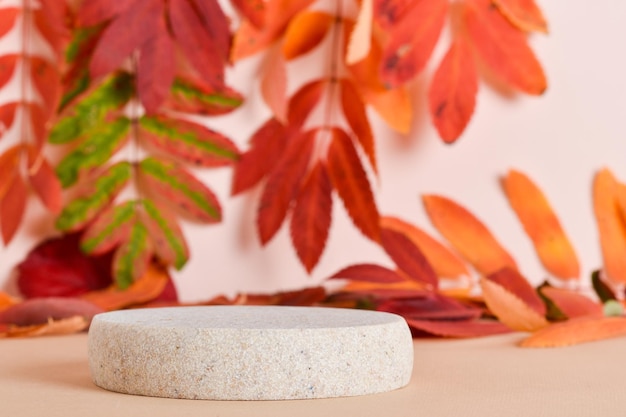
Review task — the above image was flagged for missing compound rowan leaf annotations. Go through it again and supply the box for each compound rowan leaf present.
[26,147,62,214]
[380,216,470,280]
[486,267,546,316]
[167,77,244,116]
[77,0,138,27]
[282,11,333,60]
[327,128,380,242]
[406,318,511,338]
[0,54,18,89]
[346,0,373,64]
[138,157,222,223]
[80,201,136,255]
[261,47,288,123]
[464,0,547,95]
[520,316,626,348]
[257,129,315,244]
[503,169,580,280]
[139,198,189,270]
[422,194,518,275]
[288,79,326,127]
[428,38,478,143]
[112,220,152,288]
[56,162,132,231]
[137,25,175,114]
[139,115,238,167]
[290,162,332,272]
[0,7,18,38]
[380,228,438,288]
[539,286,603,319]
[55,117,130,187]
[480,277,548,332]
[340,79,377,174]
[380,0,447,86]
[1,173,27,245]
[231,0,266,28]
[329,263,406,283]
[593,168,626,284]
[493,0,548,33]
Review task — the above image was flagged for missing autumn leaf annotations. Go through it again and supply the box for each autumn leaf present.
[428,38,478,143]
[0,54,18,89]
[340,79,377,174]
[137,28,175,114]
[378,293,481,321]
[329,264,407,283]
[261,47,288,122]
[0,316,89,338]
[112,221,153,288]
[492,0,548,33]
[80,201,136,255]
[1,173,27,245]
[231,0,266,29]
[486,267,546,317]
[380,228,438,288]
[26,146,63,214]
[0,7,18,38]
[346,0,373,64]
[502,169,580,280]
[520,316,626,348]
[406,318,511,338]
[167,77,244,116]
[539,286,603,319]
[139,199,189,270]
[282,11,333,60]
[422,194,518,275]
[0,297,103,326]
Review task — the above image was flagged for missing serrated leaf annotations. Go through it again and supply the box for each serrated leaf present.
[326,127,380,242]
[55,117,130,187]
[0,54,18,90]
[30,56,60,118]
[56,162,132,231]
[189,0,231,62]
[486,267,546,317]
[231,0,266,29]
[139,115,238,167]
[137,25,175,114]
[1,173,27,245]
[51,72,133,144]
[289,162,332,272]
[339,79,377,174]
[346,0,373,64]
[520,316,626,348]
[287,79,326,127]
[329,263,406,283]
[493,0,548,33]
[380,0,447,86]
[422,194,518,275]
[140,198,189,270]
[539,286,603,319]
[428,38,478,143]
[138,157,222,223]
[406,318,511,338]
[77,0,138,27]
[25,103,47,151]
[26,146,62,214]
[112,221,152,289]
[0,8,18,38]
[464,0,547,95]
[167,77,244,116]
[282,11,333,60]
[80,201,136,254]
[380,228,438,288]
[257,129,315,244]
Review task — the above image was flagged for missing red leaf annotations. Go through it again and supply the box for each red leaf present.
[169,0,224,88]
[326,127,380,242]
[257,129,315,244]
[407,318,512,338]
[17,233,114,298]
[373,0,414,29]
[340,79,377,174]
[231,119,289,195]
[261,47,288,123]
[25,103,47,151]
[231,0,266,29]
[282,11,333,60]
[329,263,406,283]
[190,0,231,62]
[380,0,448,86]
[378,294,481,321]
[493,0,548,33]
[0,297,103,326]
[27,146,63,214]
[289,162,332,272]
[1,173,27,244]
[464,0,547,95]
[0,54,18,89]
[0,103,18,137]
[288,79,327,127]
[486,267,546,317]
[0,145,21,201]
[30,57,61,119]
[429,38,478,143]
[77,0,138,27]
[33,3,68,57]
[0,8,18,38]
[380,228,438,288]
[539,286,603,319]
[137,25,175,114]
[89,0,162,79]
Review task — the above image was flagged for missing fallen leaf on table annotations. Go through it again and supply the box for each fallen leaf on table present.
[539,286,603,319]
[520,316,626,348]
[487,267,546,316]
[0,316,88,338]
[0,297,103,326]
[406,318,511,338]
[0,291,18,310]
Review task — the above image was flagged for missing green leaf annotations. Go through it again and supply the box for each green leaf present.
[168,77,243,115]
[139,115,238,167]
[56,161,132,231]
[113,221,152,289]
[141,199,188,269]
[81,201,136,254]
[56,117,130,187]
[50,72,133,144]
[138,157,221,222]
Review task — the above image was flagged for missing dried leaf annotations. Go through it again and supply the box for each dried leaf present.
[593,168,626,284]
[327,128,380,242]
[282,11,333,60]
[520,316,626,348]
[480,277,548,332]
[422,194,518,275]
[329,263,406,283]
[381,216,470,280]
[407,318,511,338]
[428,38,478,143]
[503,169,580,279]
[380,228,438,288]
[290,162,333,272]
[464,0,547,95]
[1,173,27,245]
[339,79,377,174]
[539,286,603,319]
[346,0,373,64]
[492,0,548,33]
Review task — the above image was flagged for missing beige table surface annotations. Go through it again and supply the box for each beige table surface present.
[2,332,624,417]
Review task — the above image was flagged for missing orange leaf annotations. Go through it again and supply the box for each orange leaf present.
[422,195,518,275]
[0,145,21,201]
[480,277,548,331]
[27,146,63,214]
[492,0,548,33]
[30,56,61,118]
[81,263,169,311]
[231,0,266,29]
[380,228,438,288]
[0,8,19,38]
[381,216,470,280]
[341,279,427,298]
[282,11,333,60]
[339,79,377,174]
[593,168,626,284]
[289,162,333,272]
[406,318,511,338]
[0,291,18,311]
[326,127,380,242]
[346,0,373,64]
[261,47,288,123]
[287,79,327,127]
[0,54,18,90]
[539,286,603,319]
[0,102,18,137]
[486,267,546,316]
[502,169,580,280]
[0,316,88,338]
[1,173,27,245]
[520,316,626,348]
[464,0,547,95]
[428,38,478,143]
